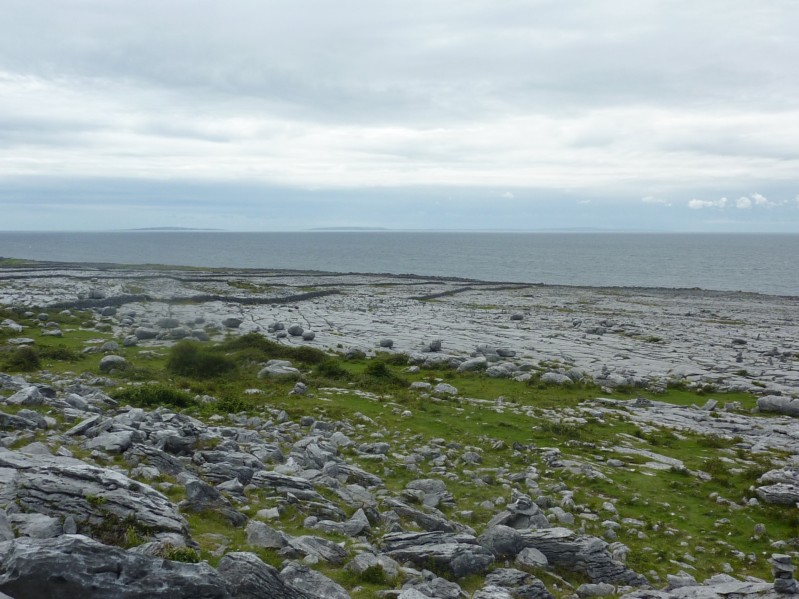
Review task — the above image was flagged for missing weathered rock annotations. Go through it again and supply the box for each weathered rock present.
[8,513,62,539]
[519,528,646,586]
[758,395,799,417]
[516,547,549,569]
[287,536,348,565]
[0,411,42,431]
[0,449,187,537]
[345,552,400,580]
[577,582,615,597]
[433,383,458,396]
[755,483,799,506]
[426,339,443,352]
[383,498,460,533]
[222,318,242,329]
[84,430,135,454]
[134,327,158,340]
[5,387,44,407]
[409,381,432,392]
[405,478,452,508]
[478,525,526,559]
[287,325,304,337]
[280,563,350,599]
[216,552,313,599]
[290,382,308,396]
[258,360,300,378]
[487,494,549,530]
[179,480,247,527]
[382,531,494,578]
[540,372,573,385]
[156,317,181,329]
[458,356,488,372]
[98,355,128,373]
[484,568,553,599]
[379,338,394,348]
[0,535,229,599]
[621,575,774,599]
[245,520,287,549]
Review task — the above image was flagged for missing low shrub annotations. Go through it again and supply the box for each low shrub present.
[1,346,40,371]
[220,333,327,365]
[112,384,195,409]
[167,341,235,379]
[364,360,392,378]
[38,345,80,362]
[315,360,351,380]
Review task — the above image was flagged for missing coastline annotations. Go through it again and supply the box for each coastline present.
[1,259,797,397]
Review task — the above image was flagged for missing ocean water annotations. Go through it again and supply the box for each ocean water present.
[0,231,797,296]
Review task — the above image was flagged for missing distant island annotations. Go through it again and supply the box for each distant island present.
[124,227,225,232]
[310,227,390,231]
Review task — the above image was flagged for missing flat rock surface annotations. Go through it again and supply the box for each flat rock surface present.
[1,263,796,395]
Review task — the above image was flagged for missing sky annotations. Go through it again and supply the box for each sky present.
[1,0,798,232]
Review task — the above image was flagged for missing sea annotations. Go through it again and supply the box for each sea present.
[0,231,797,296]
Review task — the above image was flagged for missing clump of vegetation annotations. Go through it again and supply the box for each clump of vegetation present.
[314,359,351,381]
[38,344,80,362]
[374,351,409,366]
[361,359,408,388]
[1,346,41,371]
[162,545,201,563]
[112,383,195,409]
[538,420,584,440]
[356,565,391,585]
[701,456,729,475]
[697,434,742,449]
[167,341,236,379]
[220,332,327,365]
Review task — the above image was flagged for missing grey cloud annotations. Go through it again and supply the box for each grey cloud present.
[2,0,797,126]
[0,1,797,232]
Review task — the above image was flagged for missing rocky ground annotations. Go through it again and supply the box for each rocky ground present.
[0,260,798,599]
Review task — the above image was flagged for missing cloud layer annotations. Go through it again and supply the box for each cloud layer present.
[1,0,798,230]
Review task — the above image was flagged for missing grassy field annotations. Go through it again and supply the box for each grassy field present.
[1,306,795,595]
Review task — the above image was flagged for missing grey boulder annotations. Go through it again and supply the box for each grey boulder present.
[280,563,350,599]
[0,449,187,537]
[99,355,128,373]
[757,395,799,417]
[0,535,229,599]
[382,531,494,578]
[216,552,313,599]
[519,528,646,586]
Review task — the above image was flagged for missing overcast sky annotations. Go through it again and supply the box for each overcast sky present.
[1,0,798,231]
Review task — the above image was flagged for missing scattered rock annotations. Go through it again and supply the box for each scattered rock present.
[99,355,128,373]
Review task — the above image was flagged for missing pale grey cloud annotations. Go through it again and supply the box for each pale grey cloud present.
[689,198,728,210]
[641,196,672,207]
[0,0,797,230]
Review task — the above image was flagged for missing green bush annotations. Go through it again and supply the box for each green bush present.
[167,341,235,379]
[163,545,200,563]
[358,565,389,585]
[697,434,741,449]
[364,360,392,378]
[1,346,40,371]
[112,384,195,409]
[38,345,80,362]
[361,359,407,388]
[220,333,327,365]
[315,360,351,380]
[701,456,729,475]
[375,351,409,366]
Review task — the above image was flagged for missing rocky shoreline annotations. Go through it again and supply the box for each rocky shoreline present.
[0,260,798,598]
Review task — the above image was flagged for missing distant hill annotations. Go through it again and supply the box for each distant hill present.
[124,227,225,231]
[309,227,390,231]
